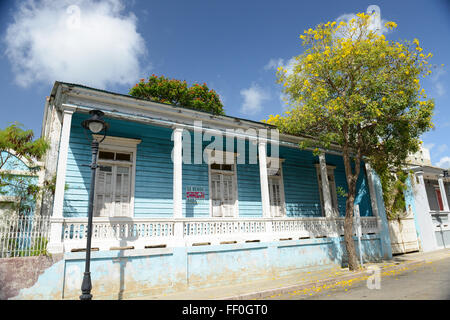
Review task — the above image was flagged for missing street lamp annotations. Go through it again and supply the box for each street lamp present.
[80,110,109,300]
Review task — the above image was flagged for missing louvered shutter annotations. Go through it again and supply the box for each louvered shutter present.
[269,177,282,217]
[211,174,222,217]
[114,166,130,217]
[222,175,234,217]
[95,166,113,217]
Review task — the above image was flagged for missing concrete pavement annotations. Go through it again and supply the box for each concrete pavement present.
[127,248,450,300]
[273,252,450,300]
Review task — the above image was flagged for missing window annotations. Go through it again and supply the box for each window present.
[0,196,17,216]
[267,158,285,217]
[315,164,338,216]
[92,135,141,218]
[206,150,238,218]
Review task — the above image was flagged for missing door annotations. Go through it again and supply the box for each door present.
[211,173,235,217]
[435,189,444,211]
[269,177,283,217]
[95,165,114,217]
[95,164,131,217]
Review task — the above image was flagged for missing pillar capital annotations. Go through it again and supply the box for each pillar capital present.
[415,170,424,177]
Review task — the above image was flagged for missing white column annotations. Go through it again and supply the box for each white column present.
[414,171,438,252]
[438,174,449,212]
[365,163,379,219]
[319,152,333,218]
[47,106,76,254]
[173,127,183,219]
[172,127,184,247]
[258,142,271,218]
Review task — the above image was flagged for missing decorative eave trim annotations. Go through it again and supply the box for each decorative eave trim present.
[92,135,142,148]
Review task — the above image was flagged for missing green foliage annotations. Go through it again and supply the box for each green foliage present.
[264,13,434,178]
[129,75,225,115]
[336,186,348,198]
[264,12,435,270]
[0,122,48,163]
[0,123,50,215]
[26,236,49,256]
[381,170,409,220]
[1,236,49,257]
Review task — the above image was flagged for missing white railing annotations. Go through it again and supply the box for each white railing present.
[57,216,380,252]
[0,214,51,258]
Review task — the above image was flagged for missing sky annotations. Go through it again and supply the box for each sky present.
[0,0,449,167]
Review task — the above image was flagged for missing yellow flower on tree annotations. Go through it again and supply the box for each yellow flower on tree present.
[267,11,435,272]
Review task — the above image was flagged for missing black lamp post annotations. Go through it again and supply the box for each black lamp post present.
[80,110,109,300]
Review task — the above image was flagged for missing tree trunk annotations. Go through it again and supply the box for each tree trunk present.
[341,138,361,271]
[344,191,359,270]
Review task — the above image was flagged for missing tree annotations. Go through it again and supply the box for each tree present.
[0,123,49,215]
[129,74,225,115]
[264,13,434,270]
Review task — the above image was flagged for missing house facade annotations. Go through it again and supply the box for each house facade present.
[0,150,44,217]
[405,165,450,251]
[12,81,392,299]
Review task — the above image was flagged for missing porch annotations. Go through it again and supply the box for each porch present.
[42,85,390,259]
[59,216,380,252]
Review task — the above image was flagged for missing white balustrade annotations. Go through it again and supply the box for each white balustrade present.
[59,216,379,252]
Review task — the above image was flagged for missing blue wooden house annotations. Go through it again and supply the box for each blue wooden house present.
[25,81,392,299]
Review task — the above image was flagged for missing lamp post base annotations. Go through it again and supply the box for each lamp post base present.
[80,272,93,300]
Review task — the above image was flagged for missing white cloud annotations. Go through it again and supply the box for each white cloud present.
[336,5,390,37]
[240,83,270,115]
[436,156,450,169]
[430,67,446,97]
[264,58,284,71]
[4,0,147,89]
[264,57,297,76]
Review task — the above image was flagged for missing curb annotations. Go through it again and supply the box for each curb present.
[217,259,426,300]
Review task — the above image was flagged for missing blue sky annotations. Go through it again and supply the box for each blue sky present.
[0,0,449,167]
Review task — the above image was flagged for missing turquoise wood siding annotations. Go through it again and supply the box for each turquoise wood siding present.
[275,146,373,217]
[236,139,262,217]
[63,113,173,218]
[183,162,209,217]
[182,135,209,217]
[181,134,263,218]
[278,146,322,217]
[324,153,373,217]
[63,114,372,218]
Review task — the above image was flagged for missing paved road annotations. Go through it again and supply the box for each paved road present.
[267,256,450,300]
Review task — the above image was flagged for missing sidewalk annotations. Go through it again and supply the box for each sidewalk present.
[130,248,450,300]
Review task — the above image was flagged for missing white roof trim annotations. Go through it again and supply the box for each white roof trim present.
[93,135,142,147]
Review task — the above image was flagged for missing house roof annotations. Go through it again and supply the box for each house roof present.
[50,81,277,129]
[48,81,345,155]
[407,164,449,181]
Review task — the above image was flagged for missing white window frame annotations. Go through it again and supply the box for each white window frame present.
[315,164,339,217]
[92,135,141,218]
[266,157,286,217]
[205,149,239,218]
